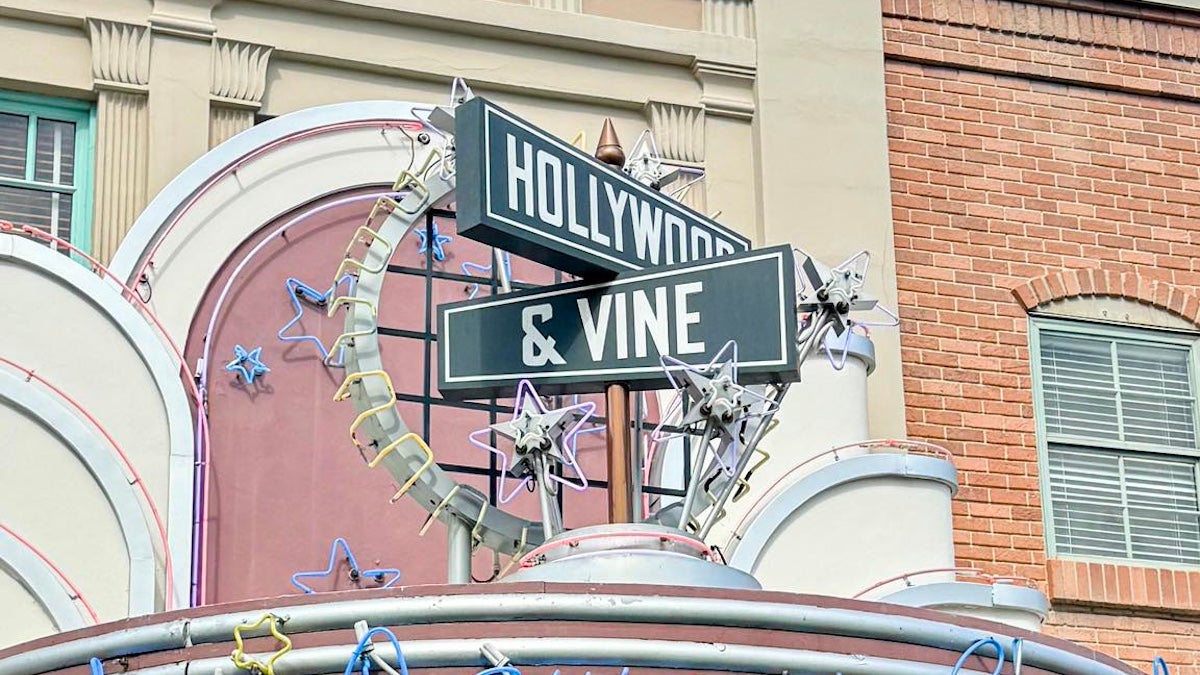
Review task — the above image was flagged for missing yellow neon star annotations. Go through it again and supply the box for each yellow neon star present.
[230,613,292,675]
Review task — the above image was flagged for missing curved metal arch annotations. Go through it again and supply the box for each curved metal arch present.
[339,165,548,555]
[0,235,190,610]
[109,100,434,284]
[880,582,1050,622]
[0,527,91,631]
[0,368,157,615]
[727,453,959,572]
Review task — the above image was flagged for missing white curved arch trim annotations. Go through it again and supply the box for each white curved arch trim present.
[727,454,959,572]
[0,368,157,616]
[880,581,1049,622]
[0,528,91,631]
[109,100,431,284]
[0,235,191,610]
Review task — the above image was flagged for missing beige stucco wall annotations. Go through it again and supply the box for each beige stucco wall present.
[0,0,920,641]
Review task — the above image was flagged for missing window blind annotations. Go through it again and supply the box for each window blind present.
[1039,328,1200,564]
[0,110,76,243]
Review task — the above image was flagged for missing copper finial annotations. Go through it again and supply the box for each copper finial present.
[594,118,625,167]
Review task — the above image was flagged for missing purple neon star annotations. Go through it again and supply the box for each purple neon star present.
[650,340,779,476]
[468,379,595,504]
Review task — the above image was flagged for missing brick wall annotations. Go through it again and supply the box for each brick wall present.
[882,0,1200,670]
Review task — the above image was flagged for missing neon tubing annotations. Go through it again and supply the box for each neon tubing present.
[950,638,1005,675]
[0,221,203,607]
[517,530,714,569]
[129,120,425,286]
[0,522,98,623]
[0,357,175,608]
[345,627,409,675]
[191,191,398,604]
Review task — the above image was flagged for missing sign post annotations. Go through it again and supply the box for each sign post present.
[438,245,799,398]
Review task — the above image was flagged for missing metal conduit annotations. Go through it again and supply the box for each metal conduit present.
[178,637,1003,675]
[0,592,1136,675]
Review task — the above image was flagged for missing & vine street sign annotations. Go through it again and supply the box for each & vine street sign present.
[438,245,799,398]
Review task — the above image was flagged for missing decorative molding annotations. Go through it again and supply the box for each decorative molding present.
[691,60,756,121]
[883,0,1200,62]
[209,107,254,149]
[149,0,218,39]
[645,101,704,163]
[531,0,582,12]
[1011,268,1200,326]
[87,19,150,91]
[210,39,273,108]
[94,90,150,264]
[702,0,755,39]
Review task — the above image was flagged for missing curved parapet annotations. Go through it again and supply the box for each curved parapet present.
[0,234,194,622]
[0,526,93,640]
[108,101,437,342]
[0,585,1139,675]
[858,568,1049,632]
[727,449,958,596]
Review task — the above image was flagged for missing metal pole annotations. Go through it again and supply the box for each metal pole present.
[605,383,634,523]
[446,516,471,584]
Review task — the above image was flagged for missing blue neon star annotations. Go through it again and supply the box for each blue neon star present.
[416,222,453,261]
[277,275,355,364]
[225,345,270,384]
[290,537,401,594]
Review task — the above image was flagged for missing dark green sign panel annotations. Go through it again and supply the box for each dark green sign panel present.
[454,97,752,279]
[438,246,799,398]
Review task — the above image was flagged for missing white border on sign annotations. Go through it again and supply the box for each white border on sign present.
[443,249,790,383]
[480,105,750,271]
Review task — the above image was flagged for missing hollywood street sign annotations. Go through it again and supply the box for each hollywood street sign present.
[454,97,752,278]
[438,245,799,398]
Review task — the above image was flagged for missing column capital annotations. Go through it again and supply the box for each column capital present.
[644,101,705,164]
[87,19,150,93]
[210,38,273,110]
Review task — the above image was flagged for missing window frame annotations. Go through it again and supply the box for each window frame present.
[1031,314,1200,568]
[0,90,95,254]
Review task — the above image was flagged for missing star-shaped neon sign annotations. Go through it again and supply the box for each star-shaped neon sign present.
[416,222,453,261]
[653,341,779,476]
[277,275,355,362]
[290,537,401,594]
[226,345,270,384]
[467,379,595,504]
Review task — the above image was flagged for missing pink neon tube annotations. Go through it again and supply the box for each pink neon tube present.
[0,522,99,623]
[518,530,714,569]
[0,221,205,607]
[0,357,175,607]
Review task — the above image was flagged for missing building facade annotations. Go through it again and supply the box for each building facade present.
[0,0,1197,673]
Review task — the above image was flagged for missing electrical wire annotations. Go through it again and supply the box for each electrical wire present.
[345,626,409,675]
[950,637,1005,675]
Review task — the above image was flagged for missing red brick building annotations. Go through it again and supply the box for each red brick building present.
[887,0,1200,668]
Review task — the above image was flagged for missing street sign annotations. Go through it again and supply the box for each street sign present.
[438,245,799,398]
[454,97,752,278]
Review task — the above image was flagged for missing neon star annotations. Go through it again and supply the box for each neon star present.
[290,537,401,594]
[462,251,516,299]
[416,222,453,261]
[225,345,270,384]
[654,341,779,476]
[467,379,595,504]
[277,275,355,363]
